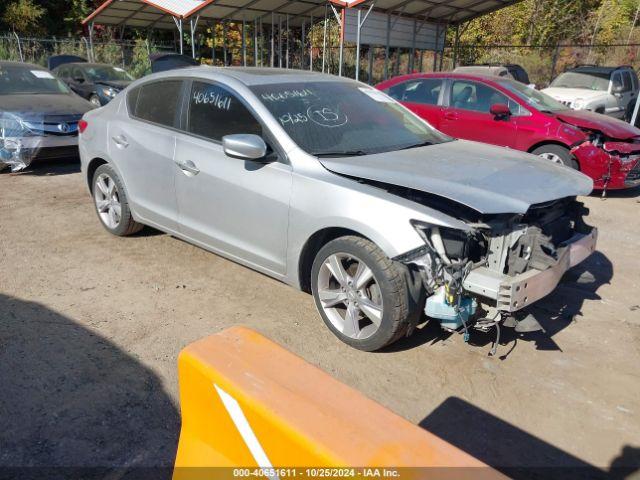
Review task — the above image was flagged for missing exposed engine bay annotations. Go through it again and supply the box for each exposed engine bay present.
[389,187,598,355]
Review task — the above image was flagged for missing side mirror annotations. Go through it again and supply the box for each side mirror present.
[612,84,624,94]
[490,103,511,119]
[222,134,268,161]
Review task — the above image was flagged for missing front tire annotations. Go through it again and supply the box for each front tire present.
[311,236,412,351]
[89,94,102,108]
[92,164,142,236]
[532,144,579,169]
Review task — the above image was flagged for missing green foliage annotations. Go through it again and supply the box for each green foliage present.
[2,0,44,34]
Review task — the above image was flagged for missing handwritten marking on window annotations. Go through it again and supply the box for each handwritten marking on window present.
[307,106,348,128]
[279,112,309,126]
[193,90,232,111]
[261,89,314,103]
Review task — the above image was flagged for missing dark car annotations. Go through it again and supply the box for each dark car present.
[50,56,133,107]
[149,53,199,73]
[0,61,93,171]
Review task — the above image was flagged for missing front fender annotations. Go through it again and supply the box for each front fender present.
[285,171,470,287]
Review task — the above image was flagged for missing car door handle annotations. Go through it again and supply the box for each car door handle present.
[444,112,458,120]
[175,159,200,176]
[111,135,129,149]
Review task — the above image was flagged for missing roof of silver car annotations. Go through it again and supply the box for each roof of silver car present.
[174,66,350,86]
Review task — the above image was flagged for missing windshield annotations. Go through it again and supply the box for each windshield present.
[249,81,451,156]
[84,65,133,82]
[0,65,70,95]
[497,79,569,112]
[550,71,610,91]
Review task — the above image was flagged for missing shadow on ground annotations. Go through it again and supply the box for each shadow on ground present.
[420,397,640,480]
[0,294,179,480]
[3,158,82,177]
[387,251,613,358]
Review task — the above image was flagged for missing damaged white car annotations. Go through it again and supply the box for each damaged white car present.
[79,68,597,351]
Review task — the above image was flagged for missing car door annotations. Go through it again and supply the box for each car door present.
[107,79,183,231]
[173,80,292,275]
[385,78,445,129]
[439,79,521,148]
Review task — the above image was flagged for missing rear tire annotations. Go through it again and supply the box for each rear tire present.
[532,144,579,170]
[92,164,142,236]
[311,236,413,351]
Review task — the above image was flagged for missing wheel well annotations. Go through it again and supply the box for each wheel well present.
[298,227,366,293]
[86,158,108,192]
[528,141,580,171]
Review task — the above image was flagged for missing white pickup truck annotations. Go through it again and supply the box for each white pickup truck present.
[543,65,639,121]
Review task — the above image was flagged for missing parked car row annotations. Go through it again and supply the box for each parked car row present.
[77,66,599,351]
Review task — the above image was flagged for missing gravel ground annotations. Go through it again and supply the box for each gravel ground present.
[1,159,639,477]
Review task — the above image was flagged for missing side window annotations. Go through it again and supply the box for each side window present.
[612,72,623,91]
[132,80,183,127]
[72,66,84,81]
[57,66,67,78]
[187,81,262,141]
[622,71,633,92]
[127,86,141,115]
[450,80,520,114]
[398,79,442,105]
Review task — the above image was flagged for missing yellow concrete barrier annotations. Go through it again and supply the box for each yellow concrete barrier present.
[174,327,502,480]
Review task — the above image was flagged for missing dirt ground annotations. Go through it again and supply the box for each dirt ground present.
[1,159,639,477]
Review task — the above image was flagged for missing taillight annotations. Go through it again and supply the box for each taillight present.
[78,119,88,134]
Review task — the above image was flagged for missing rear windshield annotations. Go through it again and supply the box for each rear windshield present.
[0,65,70,95]
[250,81,451,157]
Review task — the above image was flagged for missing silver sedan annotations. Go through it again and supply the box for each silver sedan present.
[79,67,596,351]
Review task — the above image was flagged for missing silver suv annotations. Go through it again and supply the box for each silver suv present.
[543,65,639,120]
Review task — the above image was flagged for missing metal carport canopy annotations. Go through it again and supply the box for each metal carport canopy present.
[83,0,524,28]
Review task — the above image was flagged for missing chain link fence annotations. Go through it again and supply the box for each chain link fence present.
[0,34,175,78]
[3,31,640,87]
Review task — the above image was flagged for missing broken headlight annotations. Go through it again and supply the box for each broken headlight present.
[411,221,487,263]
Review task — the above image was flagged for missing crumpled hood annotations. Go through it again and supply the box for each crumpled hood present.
[1,93,93,120]
[552,109,640,140]
[320,140,593,215]
[541,87,607,103]
[95,80,131,90]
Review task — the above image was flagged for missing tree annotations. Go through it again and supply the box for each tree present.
[2,0,44,34]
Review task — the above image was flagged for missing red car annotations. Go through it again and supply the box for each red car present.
[377,73,640,190]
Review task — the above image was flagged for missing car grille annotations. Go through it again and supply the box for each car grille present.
[23,116,80,136]
[625,160,640,185]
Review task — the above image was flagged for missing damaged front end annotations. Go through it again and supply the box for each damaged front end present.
[0,112,43,172]
[396,196,597,353]
[569,130,640,191]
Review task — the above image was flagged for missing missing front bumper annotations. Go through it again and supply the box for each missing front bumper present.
[463,228,598,312]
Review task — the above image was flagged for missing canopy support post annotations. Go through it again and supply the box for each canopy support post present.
[452,23,460,68]
[302,19,306,69]
[384,14,390,80]
[223,20,228,65]
[270,12,275,67]
[355,3,374,81]
[190,15,200,59]
[285,14,289,68]
[88,21,95,62]
[254,18,259,67]
[322,4,328,73]
[242,19,247,66]
[329,3,343,76]
[309,14,314,71]
[173,17,184,55]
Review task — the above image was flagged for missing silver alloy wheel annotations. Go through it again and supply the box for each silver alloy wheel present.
[317,253,383,340]
[538,152,564,164]
[94,173,122,229]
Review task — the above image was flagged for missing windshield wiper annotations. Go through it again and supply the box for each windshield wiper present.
[312,150,369,158]
[399,141,433,150]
